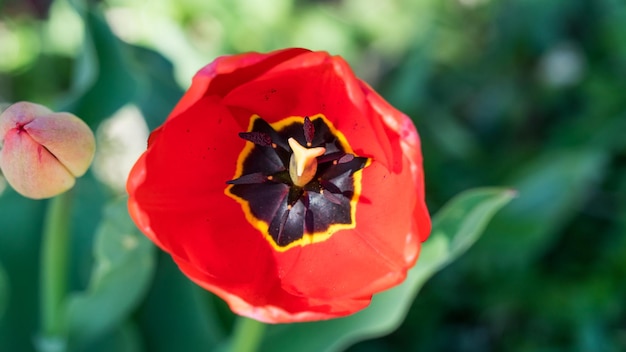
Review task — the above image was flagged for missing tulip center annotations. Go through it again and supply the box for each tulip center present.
[226,114,369,251]
[287,138,326,187]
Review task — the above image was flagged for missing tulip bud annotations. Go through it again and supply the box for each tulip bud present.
[0,102,95,199]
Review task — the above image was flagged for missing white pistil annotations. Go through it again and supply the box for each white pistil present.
[287,137,326,187]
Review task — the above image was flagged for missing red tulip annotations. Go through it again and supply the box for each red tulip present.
[127,48,431,323]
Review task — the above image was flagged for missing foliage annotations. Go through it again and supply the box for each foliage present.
[260,189,515,352]
[0,0,625,351]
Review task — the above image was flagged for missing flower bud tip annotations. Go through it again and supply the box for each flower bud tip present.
[0,102,95,199]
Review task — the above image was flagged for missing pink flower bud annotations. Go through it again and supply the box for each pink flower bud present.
[0,102,95,199]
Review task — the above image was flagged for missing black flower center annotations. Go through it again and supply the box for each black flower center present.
[226,114,369,251]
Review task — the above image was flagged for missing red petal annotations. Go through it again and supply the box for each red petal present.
[128,96,274,285]
[360,81,431,241]
[174,255,371,323]
[221,51,398,170]
[168,48,310,124]
[276,160,421,300]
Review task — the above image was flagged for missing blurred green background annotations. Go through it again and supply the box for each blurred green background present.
[1,0,625,351]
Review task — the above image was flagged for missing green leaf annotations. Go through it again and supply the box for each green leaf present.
[76,321,143,352]
[136,254,224,352]
[0,190,46,352]
[127,45,184,131]
[68,173,109,300]
[0,263,8,320]
[469,149,608,272]
[65,198,155,348]
[60,7,139,128]
[261,188,515,352]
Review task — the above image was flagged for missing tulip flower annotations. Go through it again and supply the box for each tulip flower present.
[127,48,431,323]
[0,102,95,199]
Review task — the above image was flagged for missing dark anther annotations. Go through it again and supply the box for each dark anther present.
[338,154,354,164]
[277,209,290,245]
[321,189,342,205]
[320,180,341,194]
[302,196,315,233]
[303,116,315,147]
[239,131,273,146]
[317,151,347,164]
[226,172,268,185]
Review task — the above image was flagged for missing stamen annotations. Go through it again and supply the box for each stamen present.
[226,172,267,185]
[303,195,315,233]
[317,152,346,164]
[277,208,290,245]
[320,180,341,194]
[338,154,354,164]
[321,189,342,205]
[333,154,355,165]
[239,131,273,146]
[287,138,326,187]
[303,116,315,147]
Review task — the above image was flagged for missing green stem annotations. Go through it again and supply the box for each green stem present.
[229,317,266,352]
[40,191,73,340]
